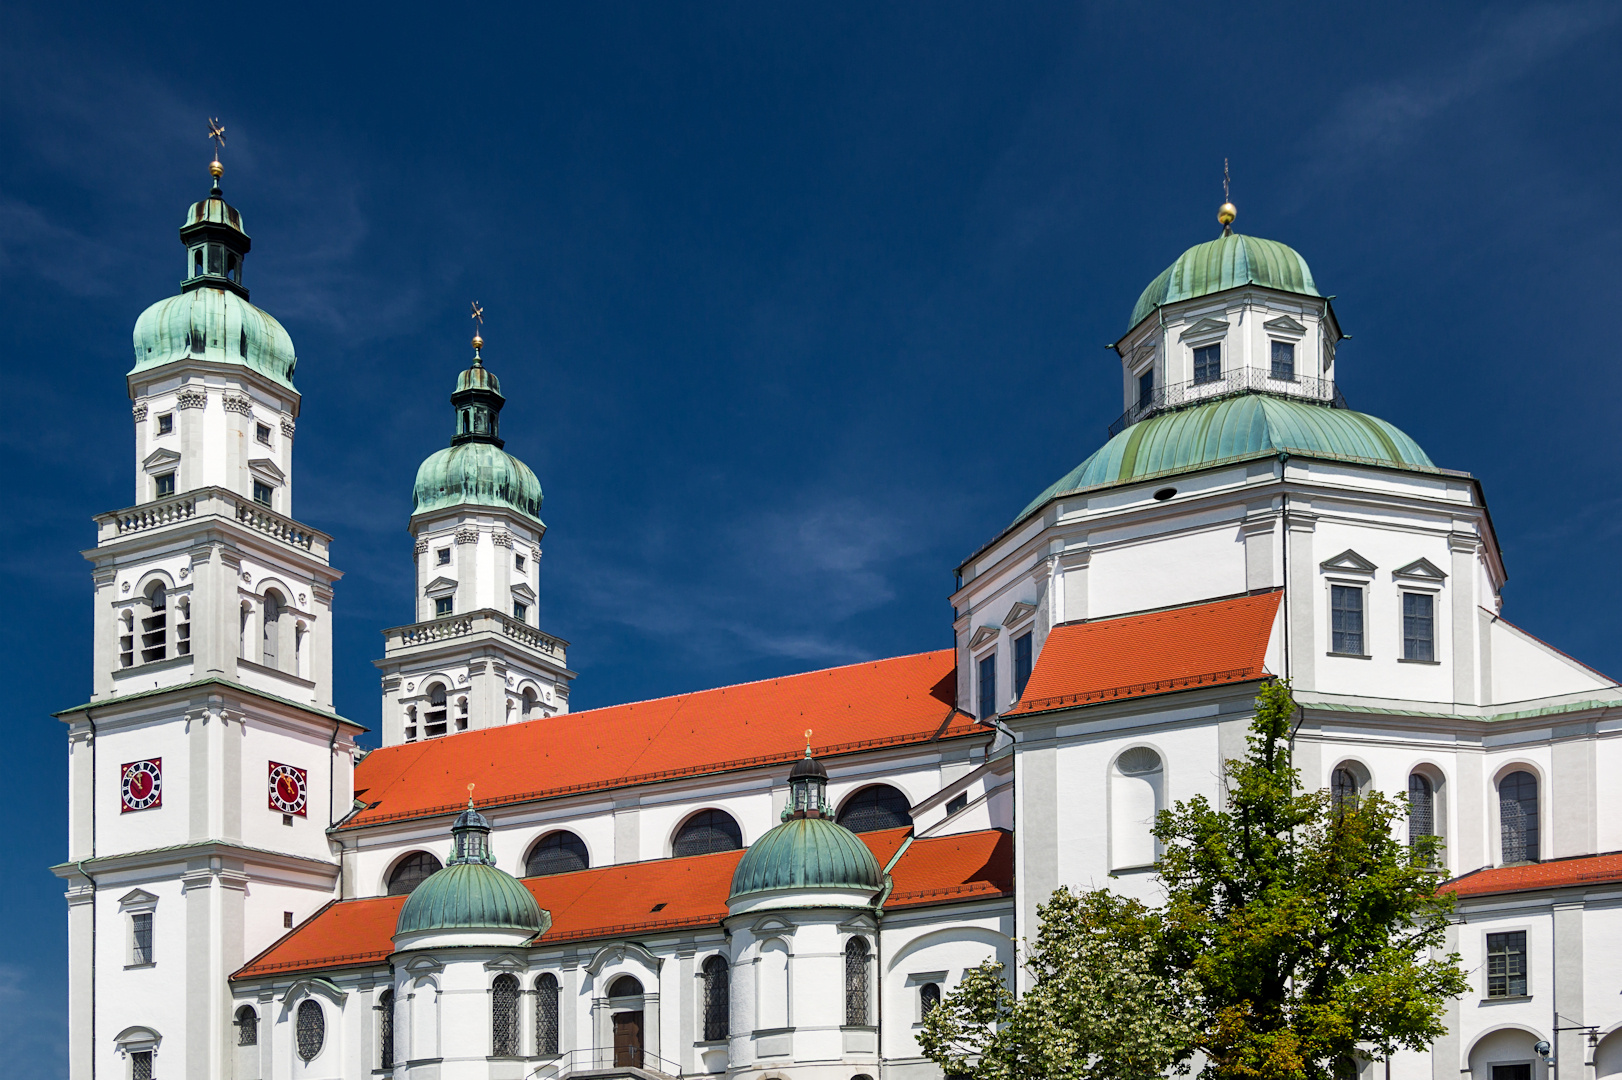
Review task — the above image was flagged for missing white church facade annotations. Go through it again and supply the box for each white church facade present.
[51,160,1622,1080]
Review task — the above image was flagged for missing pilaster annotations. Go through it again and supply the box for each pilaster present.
[1449,531,1480,706]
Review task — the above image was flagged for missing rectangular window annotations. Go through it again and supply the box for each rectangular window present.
[515,554,526,572]
[1486,931,1527,998]
[256,422,272,445]
[131,912,153,965]
[1013,631,1033,700]
[437,548,451,565]
[1193,343,1221,385]
[1403,592,1435,661]
[156,413,173,435]
[977,653,997,720]
[155,472,176,497]
[284,911,294,928]
[946,792,968,815]
[1331,584,1365,655]
[512,601,528,621]
[252,480,272,506]
[1492,1066,1531,1080]
[434,597,454,617]
[1137,368,1154,407]
[1271,340,1296,380]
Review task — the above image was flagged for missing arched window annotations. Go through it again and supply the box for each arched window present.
[1408,773,1437,860]
[456,695,469,732]
[1330,767,1360,816]
[1500,770,1539,864]
[425,683,448,738]
[379,989,395,1069]
[673,809,743,856]
[296,999,325,1062]
[141,583,168,663]
[235,1005,258,1046]
[523,687,540,721]
[1111,747,1164,870]
[844,937,870,1026]
[535,973,560,1056]
[919,982,941,1018]
[262,591,282,669]
[387,851,443,896]
[525,831,589,877]
[702,954,729,1041]
[836,785,913,833]
[492,973,520,1056]
[609,975,643,998]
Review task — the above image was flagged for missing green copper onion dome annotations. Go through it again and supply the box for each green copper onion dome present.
[410,337,545,525]
[1128,232,1319,333]
[1017,394,1435,523]
[730,751,885,901]
[130,163,298,388]
[396,801,549,937]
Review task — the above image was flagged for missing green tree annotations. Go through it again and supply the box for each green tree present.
[918,888,1198,1080]
[920,679,1466,1080]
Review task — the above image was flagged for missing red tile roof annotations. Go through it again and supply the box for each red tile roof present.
[233,827,1012,981]
[1006,590,1281,716]
[345,651,979,830]
[1442,852,1622,898]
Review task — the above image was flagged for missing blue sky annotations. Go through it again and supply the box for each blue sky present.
[5,1,1621,1071]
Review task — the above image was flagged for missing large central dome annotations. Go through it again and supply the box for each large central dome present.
[1128,232,1319,333]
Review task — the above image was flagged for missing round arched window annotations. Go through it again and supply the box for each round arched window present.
[673,810,742,856]
[387,851,443,896]
[609,975,643,998]
[836,785,912,833]
[296,999,325,1061]
[525,831,589,877]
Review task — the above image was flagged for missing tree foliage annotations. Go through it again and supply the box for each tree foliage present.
[920,680,1466,1080]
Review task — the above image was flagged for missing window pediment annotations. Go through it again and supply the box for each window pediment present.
[1178,316,1231,341]
[1002,601,1036,628]
[248,457,286,483]
[968,625,1000,650]
[118,888,159,912]
[424,576,458,598]
[1319,549,1377,574]
[1394,557,1447,582]
[141,448,181,470]
[1263,314,1308,335]
[511,582,537,603]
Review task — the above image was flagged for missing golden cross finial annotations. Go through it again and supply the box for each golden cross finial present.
[470,301,485,359]
[207,118,227,180]
[1223,157,1230,203]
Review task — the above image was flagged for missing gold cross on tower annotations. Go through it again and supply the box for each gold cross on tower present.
[207,118,227,180]
[470,301,485,359]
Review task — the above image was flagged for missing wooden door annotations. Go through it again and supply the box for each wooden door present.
[613,1011,644,1068]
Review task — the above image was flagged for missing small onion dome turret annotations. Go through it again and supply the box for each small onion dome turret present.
[395,800,550,939]
[1128,231,1320,334]
[130,162,297,389]
[410,340,544,526]
[729,749,884,904]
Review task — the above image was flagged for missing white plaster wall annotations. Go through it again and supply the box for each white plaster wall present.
[880,909,1014,1065]
[1088,525,1246,620]
[1490,621,1611,704]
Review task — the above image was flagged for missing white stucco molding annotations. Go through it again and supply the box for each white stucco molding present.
[1001,601,1036,629]
[968,625,1000,650]
[279,976,347,1007]
[1319,549,1377,574]
[584,941,662,976]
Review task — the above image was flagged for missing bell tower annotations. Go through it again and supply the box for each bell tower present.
[55,134,360,1080]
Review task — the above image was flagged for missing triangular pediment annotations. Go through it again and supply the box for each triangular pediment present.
[141,448,181,469]
[968,625,1000,650]
[1320,549,1377,574]
[1179,317,1231,340]
[1393,557,1447,582]
[510,583,537,603]
[424,576,458,597]
[483,952,529,972]
[1002,601,1037,628]
[1263,314,1308,334]
[118,888,158,909]
[248,457,286,482]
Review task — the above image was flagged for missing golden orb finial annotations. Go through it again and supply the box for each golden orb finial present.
[470,301,485,361]
[1218,202,1236,225]
[207,118,227,183]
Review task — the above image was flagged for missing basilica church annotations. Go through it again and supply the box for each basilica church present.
[53,156,1622,1080]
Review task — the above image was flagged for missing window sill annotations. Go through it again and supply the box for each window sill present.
[1398,658,1441,665]
[1325,652,1372,660]
[752,1027,793,1038]
[1480,995,1533,1005]
[124,962,156,970]
[841,1025,878,1033]
[694,1039,728,1048]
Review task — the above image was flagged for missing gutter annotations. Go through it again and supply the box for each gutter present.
[84,708,98,1080]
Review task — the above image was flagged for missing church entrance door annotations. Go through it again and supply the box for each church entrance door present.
[613,1011,644,1068]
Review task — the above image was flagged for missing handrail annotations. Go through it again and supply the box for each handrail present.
[529,1046,684,1079]
[1108,369,1345,438]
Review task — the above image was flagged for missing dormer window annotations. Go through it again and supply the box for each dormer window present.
[256,423,272,445]
[156,413,173,435]
[1271,340,1296,381]
[155,472,176,498]
[1193,344,1221,385]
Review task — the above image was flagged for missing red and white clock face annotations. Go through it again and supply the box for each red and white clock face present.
[268,762,308,816]
[121,759,162,813]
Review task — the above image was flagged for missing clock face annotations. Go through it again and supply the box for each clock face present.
[121,759,162,813]
[268,762,308,816]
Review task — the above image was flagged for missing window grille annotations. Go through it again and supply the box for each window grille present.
[702,955,729,1041]
[492,974,521,1056]
[379,990,394,1068]
[1193,343,1221,384]
[673,810,743,856]
[1331,768,1359,815]
[296,999,325,1061]
[1403,593,1434,661]
[387,851,443,896]
[131,912,153,965]
[236,1005,258,1046]
[1408,773,1436,858]
[844,938,870,1025]
[535,974,560,1055]
[526,832,590,877]
[131,1051,153,1080]
[1499,772,1539,863]
[1271,340,1296,380]
[920,982,941,1017]
[1330,585,1364,655]
[1013,632,1033,700]
[836,786,912,833]
[1486,931,1527,997]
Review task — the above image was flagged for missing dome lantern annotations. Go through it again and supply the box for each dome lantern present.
[181,123,251,300]
[394,794,550,941]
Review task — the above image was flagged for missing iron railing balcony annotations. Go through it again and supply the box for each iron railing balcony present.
[1107,367,1346,438]
[530,1046,684,1080]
